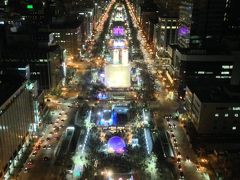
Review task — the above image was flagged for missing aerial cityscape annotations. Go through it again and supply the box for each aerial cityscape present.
[0,0,240,179]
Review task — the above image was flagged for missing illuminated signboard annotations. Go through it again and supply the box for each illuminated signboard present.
[27,4,33,9]
[113,26,124,36]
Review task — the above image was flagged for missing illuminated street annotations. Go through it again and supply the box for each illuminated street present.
[1,0,237,180]
[17,1,207,179]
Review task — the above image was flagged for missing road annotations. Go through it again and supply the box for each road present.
[13,0,212,179]
[17,97,78,180]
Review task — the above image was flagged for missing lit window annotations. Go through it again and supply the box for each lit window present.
[215,113,219,117]
[222,65,230,69]
[232,126,236,130]
[234,114,239,117]
[224,114,228,117]
[221,71,229,75]
[2,125,8,130]
[233,107,240,110]
[222,65,233,69]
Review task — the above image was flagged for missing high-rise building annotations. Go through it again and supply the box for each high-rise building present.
[178,0,226,48]
[224,0,240,36]
[42,15,84,58]
[185,83,240,144]
[0,25,65,92]
[153,16,178,51]
[153,0,179,16]
[0,75,35,179]
[1,46,64,92]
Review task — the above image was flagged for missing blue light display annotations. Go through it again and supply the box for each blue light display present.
[107,136,126,154]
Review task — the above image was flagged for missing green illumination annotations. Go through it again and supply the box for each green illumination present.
[73,171,80,177]
[27,4,33,9]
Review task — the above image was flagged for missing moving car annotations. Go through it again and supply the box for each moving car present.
[24,167,29,173]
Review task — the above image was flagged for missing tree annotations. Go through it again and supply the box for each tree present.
[72,152,89,168]
[142,153,160,180]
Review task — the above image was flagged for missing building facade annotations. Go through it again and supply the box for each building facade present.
[1,45,64,92]
[49,18,83,58]
[153,16,178,51]
[166,46,240,96]
[0,79,35,179]
[185,85,240,138]
[178,0,226,48]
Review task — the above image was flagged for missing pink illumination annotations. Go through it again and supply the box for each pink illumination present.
[113,26,125,36]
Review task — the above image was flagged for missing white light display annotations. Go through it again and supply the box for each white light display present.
[113,40,125,48]
[121,49,129,65]
[104,65,131,88]
[112,49,120,64]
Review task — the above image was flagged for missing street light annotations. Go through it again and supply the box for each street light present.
[107,170,112,177]
[101,169,113,178]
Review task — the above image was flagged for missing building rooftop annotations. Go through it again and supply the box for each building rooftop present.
[73,1,95,9]
[0,74,25,106]
[141,0,158,12]
[175,43,231,55]
[50,16,84,29]
[187,83,240,103]
[1,44,60,59]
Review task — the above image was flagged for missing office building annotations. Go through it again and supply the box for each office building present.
[0,25,65,92]
[44,15,84,58]
[166,46,240,96]
[185,83,240,146]
[153,16,178,52]
[0,75,35,179]
[178,0,226,48]
[151,0,179,52]
[224,0,240,36]
[0,45,64,92]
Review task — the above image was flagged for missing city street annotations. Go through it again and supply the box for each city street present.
[17,94,80,180]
